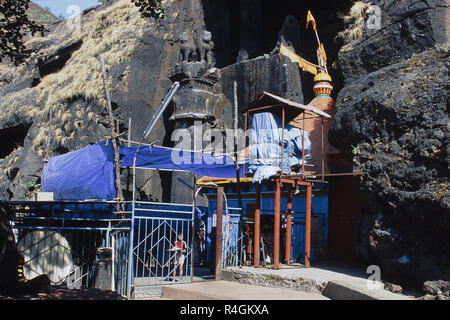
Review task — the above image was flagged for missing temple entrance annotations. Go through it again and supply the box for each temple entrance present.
[328,176,364,260]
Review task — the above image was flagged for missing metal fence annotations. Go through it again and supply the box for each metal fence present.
[220,210,328,267]
[129,202,194,292]
[5,200,197,299]
[222,212,253,268]
[7,201,132,296]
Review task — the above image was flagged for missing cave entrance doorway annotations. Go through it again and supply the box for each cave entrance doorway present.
[0,123,32,159]
[328,175,364,260]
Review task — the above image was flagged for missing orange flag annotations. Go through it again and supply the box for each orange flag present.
[306,10,316,31]
[279,44,318,75]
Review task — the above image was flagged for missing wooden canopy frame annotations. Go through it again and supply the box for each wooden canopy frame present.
[243,92,331,268]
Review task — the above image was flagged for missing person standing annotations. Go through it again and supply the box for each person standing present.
[170,233,186,283]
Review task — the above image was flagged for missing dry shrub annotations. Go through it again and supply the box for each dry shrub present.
[19,0,150,153]
[34,0,148,108]
[337,1,371,43]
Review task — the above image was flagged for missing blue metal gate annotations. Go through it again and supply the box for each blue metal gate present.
[126,201,194,297]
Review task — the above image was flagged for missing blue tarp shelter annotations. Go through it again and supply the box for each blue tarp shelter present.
[42,141,116,201]
[119,145,248,178]
[42,141,248,201]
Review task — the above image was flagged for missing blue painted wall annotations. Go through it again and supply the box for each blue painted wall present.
[203,184,328,265]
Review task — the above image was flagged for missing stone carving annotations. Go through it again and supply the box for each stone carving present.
[168,29,223,124]
[168,29,223,203]
[196,30,214,68]
[179,31,196,63]
[177,30,214,68]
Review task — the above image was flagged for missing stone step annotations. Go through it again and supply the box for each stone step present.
[322,280,411,300]
[132,269,215,299]
[161,280,329,300]
[132,284,163,299]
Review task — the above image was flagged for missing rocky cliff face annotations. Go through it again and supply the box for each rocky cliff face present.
[0,0,448,283]
[0,0,211,201]
[0,0,351,202]
[329,0,449,280]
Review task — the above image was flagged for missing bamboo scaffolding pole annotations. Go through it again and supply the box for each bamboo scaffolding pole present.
[100,56,124,215]
[44,107,52,162]
[234,81,243,210]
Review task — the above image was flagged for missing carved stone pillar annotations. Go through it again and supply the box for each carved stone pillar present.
[168,30,226,203]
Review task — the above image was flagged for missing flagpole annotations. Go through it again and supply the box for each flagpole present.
[307,10,328,74]
[306,10,320,45]
[314,30,321,47]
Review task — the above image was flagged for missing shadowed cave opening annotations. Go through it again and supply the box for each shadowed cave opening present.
[202,0,353,101]
[0,123,32,159]
[32,39,83,87]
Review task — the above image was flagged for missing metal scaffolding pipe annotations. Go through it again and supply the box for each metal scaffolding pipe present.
[302,112,305,174]
[143,82,180,140]
[321,117,325,181]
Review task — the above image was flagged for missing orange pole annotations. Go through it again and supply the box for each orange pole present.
[281,107,285,176]
[305,184,312,267]
[285,184,293,264]
[254,183,261,267]
[274,178,281,269]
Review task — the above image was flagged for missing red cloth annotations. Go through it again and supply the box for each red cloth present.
[174,240,186,250]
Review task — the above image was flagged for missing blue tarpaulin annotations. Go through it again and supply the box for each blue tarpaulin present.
[42,140,248,201]
[42,141,116,201]
[249,112,311,183]
[119,145,248,178]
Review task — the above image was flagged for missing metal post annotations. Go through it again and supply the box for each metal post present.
[215,186,224,280]
[305,184,312,267]
[321,117,325,181]
[302,112,305,174]
[281,107,285,176]
[191,175,196,282]
[111,234,115,292]
[126,145,142,298]
[126,155,137,298]
[254,183,261,267]
[274,178,281,269]
[243,111,248,175]
[285,184,293,264]
[234,81,242,210]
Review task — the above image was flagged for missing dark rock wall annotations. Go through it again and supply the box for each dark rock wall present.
[0,205,20,295]
[338,0,448,85]
[329,0,449,280]
[1,0,447,282]
[220,54,304,128]
[0,0,212,201]
[0,0,353,202]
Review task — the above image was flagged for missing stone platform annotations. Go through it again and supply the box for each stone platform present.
[221,264,412,300]
[161,280,329,300]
